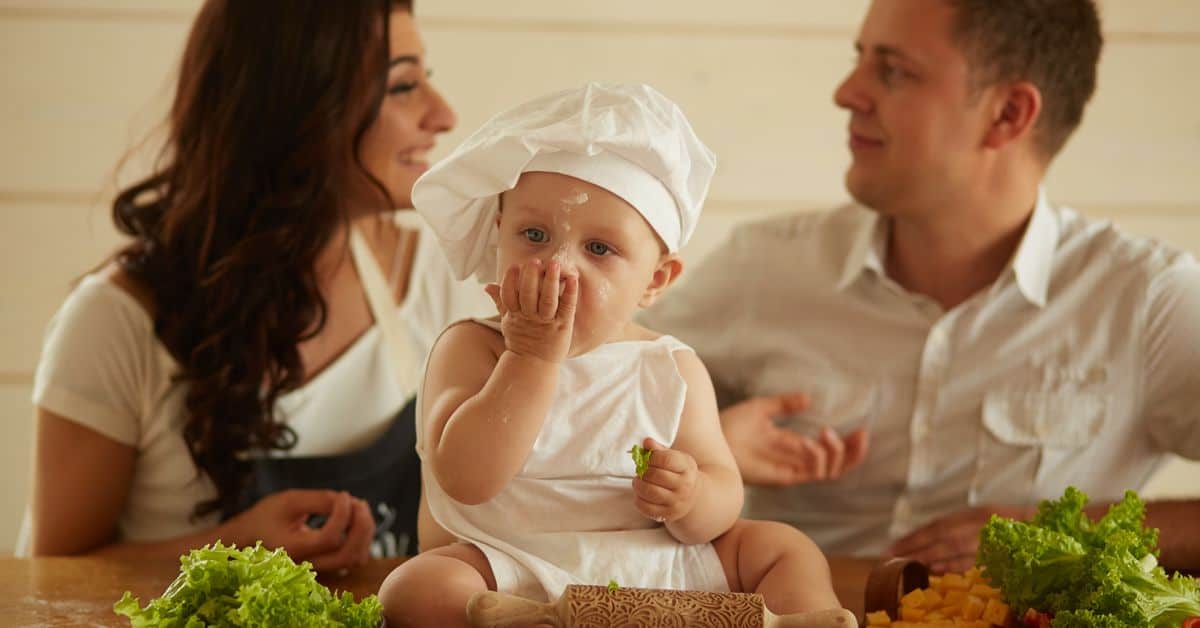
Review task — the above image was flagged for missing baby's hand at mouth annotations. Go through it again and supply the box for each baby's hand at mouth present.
[485,258,579,363]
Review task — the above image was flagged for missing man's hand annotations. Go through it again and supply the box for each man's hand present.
[632,438,701,523]
[888,505,1033,574]
[719,394,870,486]
[485,259,578,364]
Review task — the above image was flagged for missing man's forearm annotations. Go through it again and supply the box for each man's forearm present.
[1084,499,1200,572]
[1146,500,1200,572]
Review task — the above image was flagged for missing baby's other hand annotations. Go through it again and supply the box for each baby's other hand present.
[632,437,699,524]
[485,259,578,363]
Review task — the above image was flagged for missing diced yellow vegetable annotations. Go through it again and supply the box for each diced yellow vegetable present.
[967,583,1000,599]
[981,598,1010,626]
[962,595,986,621]
[901,588,927,608]
[942,589,968,607]
[940,573,969,590]
[872,569,1010,627]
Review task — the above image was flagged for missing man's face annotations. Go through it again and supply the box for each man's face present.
[834,0,995,217]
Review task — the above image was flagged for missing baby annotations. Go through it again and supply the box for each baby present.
[379,83,845,627]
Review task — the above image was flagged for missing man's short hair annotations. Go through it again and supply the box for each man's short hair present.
[946,0,1103,159]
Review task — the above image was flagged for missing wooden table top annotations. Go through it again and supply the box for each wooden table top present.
[0,555,877,626]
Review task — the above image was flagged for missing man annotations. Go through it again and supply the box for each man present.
[643,0,1200,573]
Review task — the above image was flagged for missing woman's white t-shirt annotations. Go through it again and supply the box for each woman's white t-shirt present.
[21,214,493,553]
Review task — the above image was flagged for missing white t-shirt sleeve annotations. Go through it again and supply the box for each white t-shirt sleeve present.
[32,277,155,447]
[404,219,495,363]
[1142,259,1200,459]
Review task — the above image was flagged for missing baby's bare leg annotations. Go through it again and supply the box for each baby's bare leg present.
[378,542,496,628]
[712,519,841,614]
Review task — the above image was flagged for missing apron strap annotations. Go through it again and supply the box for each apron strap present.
[349,224,418,400]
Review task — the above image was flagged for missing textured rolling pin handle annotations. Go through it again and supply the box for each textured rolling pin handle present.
[769,607,859,628]
[466,590,564,628]
[863,558,930,621]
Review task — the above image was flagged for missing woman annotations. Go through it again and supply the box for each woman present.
[23,0,491,571]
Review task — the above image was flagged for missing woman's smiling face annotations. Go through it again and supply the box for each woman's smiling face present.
[356,9,457,211]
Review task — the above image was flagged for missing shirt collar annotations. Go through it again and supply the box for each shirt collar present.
[835,188,1060,307]
[1007,186,1060,308]
[835,208,886,292]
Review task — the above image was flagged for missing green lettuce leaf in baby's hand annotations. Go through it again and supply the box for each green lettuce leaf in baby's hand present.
[628,444,652,478]
[113,541,382,627]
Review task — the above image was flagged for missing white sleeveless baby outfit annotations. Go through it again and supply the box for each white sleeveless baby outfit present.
[416,320,729,601]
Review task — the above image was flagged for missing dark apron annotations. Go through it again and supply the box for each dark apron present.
[228,397,422,557]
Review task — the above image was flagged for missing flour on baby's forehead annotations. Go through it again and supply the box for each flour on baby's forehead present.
[561,189,589,207]
[555,189,587,228]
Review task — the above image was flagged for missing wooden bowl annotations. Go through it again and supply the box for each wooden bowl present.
[863,558,930,619]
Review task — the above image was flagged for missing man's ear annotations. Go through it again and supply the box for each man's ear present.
[983,81,1041,151]
[639,254,684,308]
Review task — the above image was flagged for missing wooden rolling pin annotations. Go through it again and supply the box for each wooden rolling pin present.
[467,584,858,628]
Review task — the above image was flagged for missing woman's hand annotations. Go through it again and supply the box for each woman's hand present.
[223,489,375,572]
[719,394,870,485]
[632,438,701,523]
[485,259,579,363]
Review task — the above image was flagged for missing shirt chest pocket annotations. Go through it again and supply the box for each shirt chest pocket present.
[969,384,1107,505]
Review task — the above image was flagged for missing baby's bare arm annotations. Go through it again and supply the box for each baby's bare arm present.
[427,260,578,506]
[423,322,560,505]
[663,350,744,544]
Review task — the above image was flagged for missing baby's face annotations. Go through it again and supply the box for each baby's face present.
[497,171,673,355]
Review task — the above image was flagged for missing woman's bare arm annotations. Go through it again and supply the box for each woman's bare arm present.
[32,408,375,571]
[30,408,246,558]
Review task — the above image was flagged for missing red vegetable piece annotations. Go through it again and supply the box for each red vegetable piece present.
[1022,608,1053,628]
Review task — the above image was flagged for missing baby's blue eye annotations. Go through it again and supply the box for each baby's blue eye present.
[586,241,610,256]
[523,228,548,243]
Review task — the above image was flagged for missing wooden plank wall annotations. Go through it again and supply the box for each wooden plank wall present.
[1,0,1197,552]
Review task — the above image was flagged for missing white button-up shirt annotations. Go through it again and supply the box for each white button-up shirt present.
[642,191,1200,556]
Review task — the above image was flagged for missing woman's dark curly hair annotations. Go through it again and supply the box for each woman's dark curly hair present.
[111,0,412,519]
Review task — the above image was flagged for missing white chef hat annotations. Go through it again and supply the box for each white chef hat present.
[412,82,716,282]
